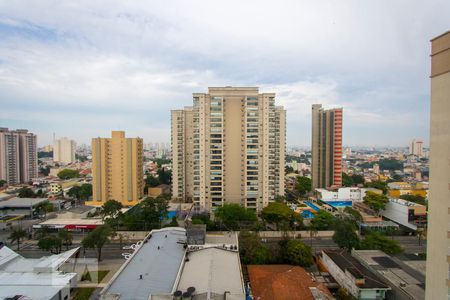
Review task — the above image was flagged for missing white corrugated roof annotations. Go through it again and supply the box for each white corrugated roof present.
[176,247,245,297]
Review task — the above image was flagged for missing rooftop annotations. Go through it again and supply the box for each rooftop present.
[0,197,48,208]
[247,265,333,300]
[0,244,78,300]
[322,249,390,290]
[101,228,187,300]
[34,218,103,228]
[176,247,244,298]
[352,250,425,300]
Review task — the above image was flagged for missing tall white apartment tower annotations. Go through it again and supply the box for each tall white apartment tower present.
[53,137,76,164]
[426,30,450,299]
[0,128,37,185]
[172,87,286,212]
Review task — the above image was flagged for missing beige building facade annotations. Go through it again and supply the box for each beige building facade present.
[53,137,76,164]
[426,30,450,300]
[409,139,424,157]
[311,104,343,190]
[172,87,285,212]
[0,128,38,185]
[86,131,144,207]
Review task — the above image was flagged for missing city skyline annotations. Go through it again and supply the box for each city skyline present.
[1,1,449,147]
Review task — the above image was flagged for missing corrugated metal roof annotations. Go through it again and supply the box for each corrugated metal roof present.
[102,228,187,300]
[176,247,245,298]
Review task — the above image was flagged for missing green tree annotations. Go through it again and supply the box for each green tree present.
[399,194,426,205]
[38,235,62,254]
[58,229,73,250]
[363,191,389,215]
[378,159,403,171]
[364,181,388,194]
[342,173,364,187]
[101,200,123,221]
[285,166,294,174]
[57,169,80,179]
[18,187,35,198]
[215,204,257,230]
[157,168,172,185]
[34,201,52,218]
[79,183,92,200]
[145,175,159,187]
[310,210,335,230]
[8,228,27,250]
[142,196,169,228]
[262,202,303,230]
[296,176,312,196]
[352,174,365,185]
[283,239,313,267]
[333,220,360,251]
[360,232,403,254]
[238,231,271,264]
[82,225,113,261]
[67,185,82,200]
[0,179,7,187]
[342,173,353,187]
[343,207,363,225]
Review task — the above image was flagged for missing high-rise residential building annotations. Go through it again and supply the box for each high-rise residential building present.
[86,131,144,207]
[426,30,450,300]
[409,139,424,157]
[0,128,37,185]
[53,137,76,164]
[172,87,286,212]
[311,104,343,190]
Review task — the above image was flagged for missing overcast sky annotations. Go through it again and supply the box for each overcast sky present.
[0,1,448,147]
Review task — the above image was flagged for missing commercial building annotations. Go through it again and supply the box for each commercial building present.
[381,198,427,231]
[426,30,450,300]
[409,139,423,157]
[53,137,76,164]
[0,197,49,217]
[0,244,79,300]
[86,131,144,207]
[352,250,425,300]
[100,228,245,300]
[387,182,428,199]
[320,249,390,299]
[247,265,333,300]
[0,128,38,185]
[315,187,381,203]
[171,87,286,212]
[311,104,343,190]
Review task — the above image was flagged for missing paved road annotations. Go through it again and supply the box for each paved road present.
[17,241,132,260]
[263,235,426,254]
[12,233,426,260]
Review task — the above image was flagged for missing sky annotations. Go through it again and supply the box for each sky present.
[0,1,448,147]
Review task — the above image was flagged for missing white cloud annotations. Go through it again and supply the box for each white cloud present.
[0,0,445,146]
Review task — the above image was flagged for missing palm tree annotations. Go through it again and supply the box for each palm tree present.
[309,225,318,249]
[9,228,27,250]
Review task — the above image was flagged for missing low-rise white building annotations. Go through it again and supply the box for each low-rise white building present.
[321,249,390,300]
[381,199,427,231]
[0,244,79,300]
[316,187,381,202]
